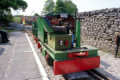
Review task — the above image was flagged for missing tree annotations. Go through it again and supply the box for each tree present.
[34,13,39,16]
[42,0,55,15]
[0,0,28,25]
[0,0,27,11]
[0,11,13,26]
[64,0,78,14]
[41,0,78,15]
[54,0,67,12]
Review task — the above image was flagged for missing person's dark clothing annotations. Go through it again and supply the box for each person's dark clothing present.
[115,35,120,57]
[0,31,9,43]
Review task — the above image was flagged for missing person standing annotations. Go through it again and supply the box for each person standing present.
[115,32,120,57]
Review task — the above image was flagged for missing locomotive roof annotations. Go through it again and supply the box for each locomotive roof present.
[46,12,74,17]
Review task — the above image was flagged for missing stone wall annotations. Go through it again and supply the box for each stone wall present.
[78,8,120,53]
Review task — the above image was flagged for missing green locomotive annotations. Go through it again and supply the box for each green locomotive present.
[32,12,100,75]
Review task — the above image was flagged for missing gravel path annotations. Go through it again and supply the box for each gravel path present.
[96,50,120,80]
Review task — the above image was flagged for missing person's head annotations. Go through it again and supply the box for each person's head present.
[115,32,120,35]
[33,18,36,21]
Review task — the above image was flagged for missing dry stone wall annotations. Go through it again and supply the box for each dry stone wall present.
[78,8,120,53]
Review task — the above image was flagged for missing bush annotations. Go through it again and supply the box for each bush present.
[0,11,13,26]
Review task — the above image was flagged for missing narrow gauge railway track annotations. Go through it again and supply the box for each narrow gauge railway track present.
[63,69,111,80]
[87,69,111,80]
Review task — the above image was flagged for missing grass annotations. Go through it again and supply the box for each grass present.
[7,30,16,33]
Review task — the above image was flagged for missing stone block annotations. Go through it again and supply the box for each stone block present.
[118,13,120,18]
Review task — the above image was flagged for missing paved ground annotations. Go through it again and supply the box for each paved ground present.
[0,32,42,80]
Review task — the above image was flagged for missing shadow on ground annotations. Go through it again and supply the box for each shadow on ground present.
[96,60,120,80]
[0,48,5,56]
[0,41,12,56]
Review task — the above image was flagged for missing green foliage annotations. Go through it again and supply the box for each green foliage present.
[42,0,55,15]
[34,13,39,16]
[42,0,78,15]
[0,11,13,26]
[0,0,27,11]
[0,0,27,26]
[55,0,67,12]
[64,0,78,14]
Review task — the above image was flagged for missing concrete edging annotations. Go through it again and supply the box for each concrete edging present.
[25,33,49,80]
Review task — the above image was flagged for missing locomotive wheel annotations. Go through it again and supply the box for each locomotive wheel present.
[40,48,42,52]
[46,53,54,66]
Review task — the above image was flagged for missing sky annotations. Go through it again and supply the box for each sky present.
[12,0,120,16]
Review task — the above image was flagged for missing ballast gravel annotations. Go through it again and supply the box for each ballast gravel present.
[96,50,120,80]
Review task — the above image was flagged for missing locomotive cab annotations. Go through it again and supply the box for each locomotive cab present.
[46,12,74,34]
